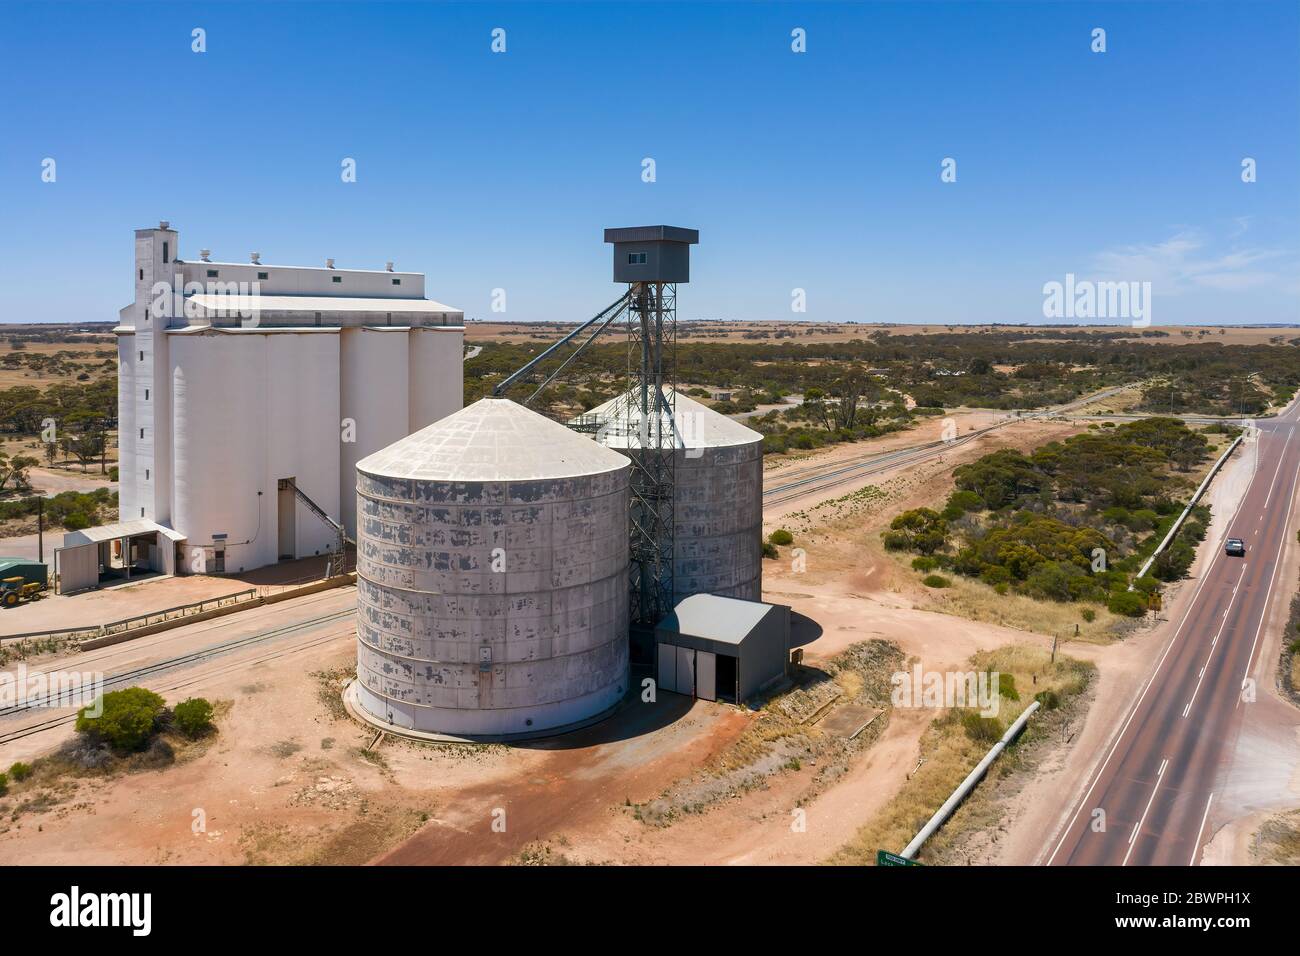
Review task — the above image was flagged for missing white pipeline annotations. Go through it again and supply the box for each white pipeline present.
[1129,433,1245,589]
[900,700,1041,861]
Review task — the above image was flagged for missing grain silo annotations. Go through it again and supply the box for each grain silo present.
[350,398,631,739]
[575,389,764,602]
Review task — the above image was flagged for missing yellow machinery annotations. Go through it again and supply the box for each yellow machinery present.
[0,576,45,608]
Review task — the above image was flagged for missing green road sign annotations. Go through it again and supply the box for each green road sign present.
[877,850,923,867]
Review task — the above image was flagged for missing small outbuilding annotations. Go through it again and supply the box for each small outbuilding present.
[54,520,187,593]
[655,594,790,704]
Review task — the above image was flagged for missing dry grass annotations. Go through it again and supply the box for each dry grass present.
[236,804,428,866]
[887,550,1122,644]
[827,643,1094,865]
[1252,809,1300,865]
[0,341,115,391]
[629,640,904,826]
[1071,384,1147,415]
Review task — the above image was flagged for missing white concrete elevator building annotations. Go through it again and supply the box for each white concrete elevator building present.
[101,221,464,582]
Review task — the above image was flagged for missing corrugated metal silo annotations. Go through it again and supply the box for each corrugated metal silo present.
[576,389,764,602]
[352,398,631,738]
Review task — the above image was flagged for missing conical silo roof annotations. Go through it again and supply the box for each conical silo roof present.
[574,388,763,451]
[357,398,630,482]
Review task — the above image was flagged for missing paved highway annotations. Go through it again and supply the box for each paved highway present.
[1047,400,1300,865]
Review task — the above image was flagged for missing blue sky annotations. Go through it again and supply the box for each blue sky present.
[1,0,1297,325]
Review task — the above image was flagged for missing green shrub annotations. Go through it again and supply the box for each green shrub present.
[1081,607,1096,623]
[947,490,983,514]
[768,529,793,546]
[1132,575,1161,595]
[922,574,951,588]
[0,772,7,796]
[75,687,166,752]
[998,673,1019,701]
[910,556,938,572]
[62,511,91,531]
[961,712,1003,744]
[173,698,215,738]
[8,761,32,782]
[979,564,1012,587]
[1107,590,1147,618]
[761,541,778,560]
[885,508,949,555]
[1034,689,1061,710]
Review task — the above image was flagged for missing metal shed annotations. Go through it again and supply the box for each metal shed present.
[655,594,790,704]
[55,520,186,593]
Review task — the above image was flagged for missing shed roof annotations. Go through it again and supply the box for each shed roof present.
[0,557,46,574]
[658,594,775,646]
[62,519,186,546]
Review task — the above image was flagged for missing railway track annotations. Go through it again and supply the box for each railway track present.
[761,383,1139,507]
[0,608,354,744]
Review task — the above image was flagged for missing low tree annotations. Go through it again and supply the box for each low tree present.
[883,508,949,555]
[173,698,215,738]
[76,687,166,752]
[0,453,38,492]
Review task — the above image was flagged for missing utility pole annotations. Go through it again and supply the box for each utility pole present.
[36,495,44,564]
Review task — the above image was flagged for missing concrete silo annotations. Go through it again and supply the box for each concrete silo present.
[576,389,764,602]
[350,398,631,739]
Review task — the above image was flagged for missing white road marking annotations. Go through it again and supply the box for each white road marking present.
[1046,424,1292,865]
[1045,544,1224,865]
[1261,431,1291,510]
[1183,564,1248,718]
[1238,451,1300,703]
[1124,758,1169,866]
[1190,792,1215,866]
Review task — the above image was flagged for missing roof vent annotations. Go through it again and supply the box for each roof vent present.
[386,261,394,272]
[250,252,261,264]
[326,258,335,269]
[159,220,170,230]
[199,249,211,262]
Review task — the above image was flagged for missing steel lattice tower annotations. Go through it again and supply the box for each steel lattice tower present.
[604,227,698,629]
[624,280,676,626]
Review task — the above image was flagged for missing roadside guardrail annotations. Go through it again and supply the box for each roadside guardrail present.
[1129,433,1246,589]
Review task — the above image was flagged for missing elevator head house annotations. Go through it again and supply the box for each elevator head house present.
[604,225,699,283]
[655,594,791,704]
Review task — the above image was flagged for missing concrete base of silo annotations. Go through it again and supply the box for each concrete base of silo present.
[341,679,627,744]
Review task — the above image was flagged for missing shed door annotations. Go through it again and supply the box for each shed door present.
[695,651,717,702]
[676,647,695,697]
[657,644,677,694]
